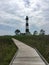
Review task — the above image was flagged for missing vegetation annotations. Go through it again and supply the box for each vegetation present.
[39,29,45,35]
[0,36,18,65]
[15,29,20,35]
[33,30,38,35]
[0,35,49,64]
[13,35,49,63]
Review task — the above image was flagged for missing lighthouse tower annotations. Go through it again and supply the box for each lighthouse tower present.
[25,16,30,35]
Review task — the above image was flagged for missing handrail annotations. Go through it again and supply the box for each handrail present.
[35,48,49,65]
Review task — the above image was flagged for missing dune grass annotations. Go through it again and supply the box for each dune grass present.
[14,35,49,63]
[0,36,18,65]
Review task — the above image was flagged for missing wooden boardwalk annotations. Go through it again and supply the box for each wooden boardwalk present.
[10,38,46,65]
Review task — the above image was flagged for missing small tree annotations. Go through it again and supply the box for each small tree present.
[33,30,38,35]
[39,29,45,35]
[15,29,20,35]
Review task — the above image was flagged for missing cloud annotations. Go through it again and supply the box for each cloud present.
[0,29,14,35]
[0,0,49,35]
[0,10,24,22]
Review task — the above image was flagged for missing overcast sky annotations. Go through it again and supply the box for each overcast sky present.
[0,0,49,35]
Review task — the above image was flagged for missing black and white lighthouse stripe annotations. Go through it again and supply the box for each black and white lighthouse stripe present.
[25,16,29,34]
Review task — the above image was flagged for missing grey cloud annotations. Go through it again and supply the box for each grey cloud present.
[23,0,30,7]
[0,1,19,15]
[0,0,49,35]
[43,0,49,3]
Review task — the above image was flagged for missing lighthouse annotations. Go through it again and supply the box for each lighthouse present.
[25,16,30,35]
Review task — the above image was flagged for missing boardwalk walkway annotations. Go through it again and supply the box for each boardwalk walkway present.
[10,38,46,65]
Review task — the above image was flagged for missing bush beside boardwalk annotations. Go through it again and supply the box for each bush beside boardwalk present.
[14,35,49,63]
[0,36,18,65]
